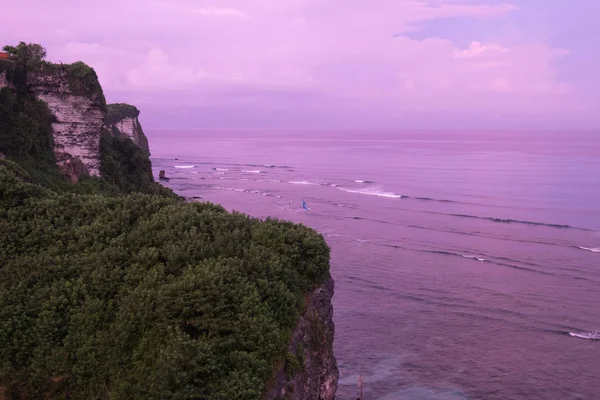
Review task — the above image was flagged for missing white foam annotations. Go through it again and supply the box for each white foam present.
[338,187,403,198]
[290,180,317,185]
[462,255,486,262]
[243,170,262,173]
[355,180,365,183]
[175,165,195,169]
[579,246,600,253]
[569,331,600,340]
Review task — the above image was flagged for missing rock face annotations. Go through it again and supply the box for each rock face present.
[104,103,150,154]
[27,71,105,181]
[0,60,15,90]
[264,273,339,400]
[0,70,9,89]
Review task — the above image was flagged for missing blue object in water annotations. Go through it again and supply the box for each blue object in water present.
[302,200,308,211]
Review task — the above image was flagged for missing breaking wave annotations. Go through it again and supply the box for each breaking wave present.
[243,170,263,173]
[569,331,600,340]
[175,165,195,169]
[354,180,376,184]
[290,180,318,185]
[446,213,578,229]
[338,187,403,199]
[579,246,600,253]
[462,255,487,262]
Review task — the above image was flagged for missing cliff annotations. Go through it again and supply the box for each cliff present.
[264,273,339,400]
[104,103,150,154]
[26,62,107,180]
[0,43,338,399]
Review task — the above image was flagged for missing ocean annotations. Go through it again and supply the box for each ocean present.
[147,129,600,400]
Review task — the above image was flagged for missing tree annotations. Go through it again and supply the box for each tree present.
[2,42,47,69]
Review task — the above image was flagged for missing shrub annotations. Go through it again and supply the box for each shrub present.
[0,167,331,399]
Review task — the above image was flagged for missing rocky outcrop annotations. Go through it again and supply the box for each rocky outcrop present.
[264,273,338,400]
[27,67,106,181]
[104,103,150,154]
[0,60,15,90]
[0,71,9,89]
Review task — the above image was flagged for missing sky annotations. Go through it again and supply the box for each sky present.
[2,0,599,130]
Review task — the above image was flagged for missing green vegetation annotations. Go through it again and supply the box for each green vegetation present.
[2,42,46,70]
[105,103,140,126]
[100,129,172,196]
[35,61,107,111]
[0,59,15,82]
[0,166,331,399]
[63,61,107,110]
[0,82,63,189]
[1,42,160,195]
[0,41,332,399]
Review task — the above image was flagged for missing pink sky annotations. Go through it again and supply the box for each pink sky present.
[2,0,599,129]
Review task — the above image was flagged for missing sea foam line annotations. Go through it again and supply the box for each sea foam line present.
[569,331,600,340]
[579,246,600,253]
[338,187,403,199]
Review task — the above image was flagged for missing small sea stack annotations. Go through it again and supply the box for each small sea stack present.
[159,170,169,181]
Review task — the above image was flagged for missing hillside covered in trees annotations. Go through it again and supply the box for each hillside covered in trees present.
[0,43,336,399]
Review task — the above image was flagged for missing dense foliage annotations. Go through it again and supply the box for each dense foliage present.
[2,42,47,70]
[35,61,107,112]
[100,130,171,196]
[0,166,330,399]
[0,82,66,190]
[105,103,140,126]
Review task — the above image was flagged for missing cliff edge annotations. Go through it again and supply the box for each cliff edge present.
[27,62,107,181]
[265,273,339,400]
[104,103,150,154]
[0,42,338,400]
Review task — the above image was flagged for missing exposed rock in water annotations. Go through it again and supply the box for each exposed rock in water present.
[158,170,169,181]
[104,103,150,154]
[264,273,339,400]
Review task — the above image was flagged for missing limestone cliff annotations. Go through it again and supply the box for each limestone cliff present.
[264,273,339,400]
[24,63,106,181]
[104,103,150,154]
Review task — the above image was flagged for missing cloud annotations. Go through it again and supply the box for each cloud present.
[453,41,508,58]
[187,7,248,18]
[2,0,596,128]
[127,48,208,88]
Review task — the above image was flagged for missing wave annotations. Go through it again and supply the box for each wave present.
[446,213,577,230]
[175,165,195,169]
[338,187,403,199]
[579,246,600,253]
[462,255,487,262]
[354,180,375,184]
[198,161,290,169]
[569,331,600,340]
[424,249,558,276]
[412,196,455,203]
[290,180,318,185]
[243,170,263,173]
